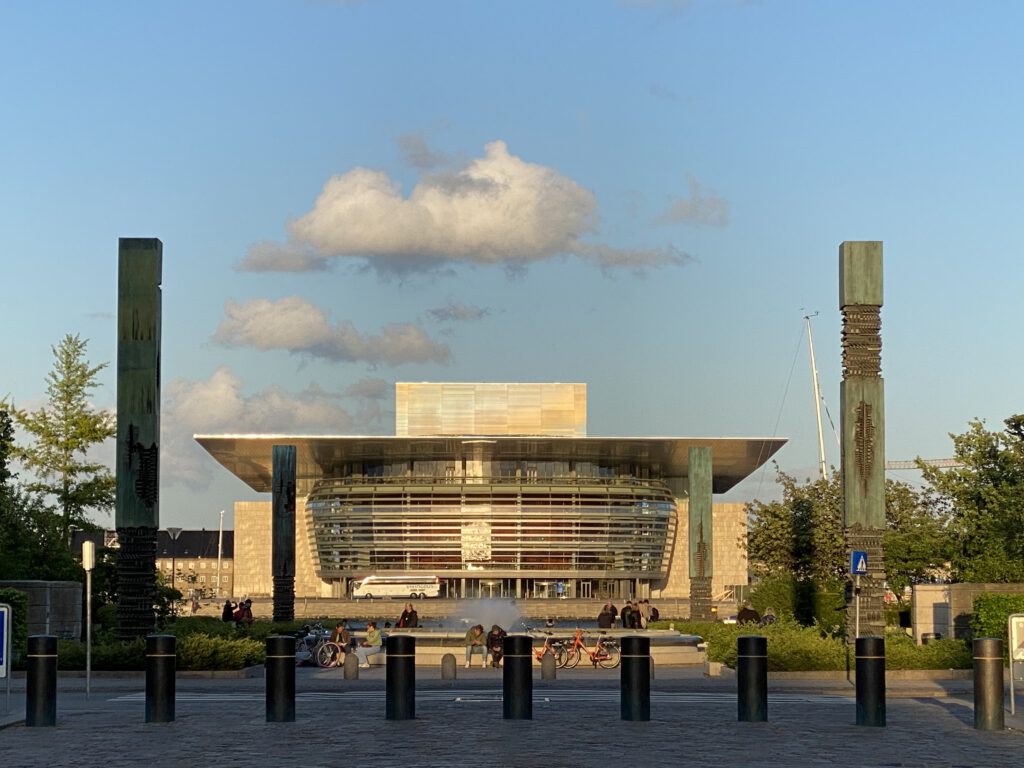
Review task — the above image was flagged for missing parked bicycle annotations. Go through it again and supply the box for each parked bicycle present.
[522,623,570,668]
[293,623,330,666]
[563,628,620,669]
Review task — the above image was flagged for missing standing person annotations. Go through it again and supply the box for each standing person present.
[607,601,619,627]
[486,624,507,667]
[221,599,235,623]
[355,621,382,668]
[597,603,614,629]
[464,624,487,668]
[397,602,419,628]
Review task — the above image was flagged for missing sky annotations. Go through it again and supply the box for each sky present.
[2,0,1022,532]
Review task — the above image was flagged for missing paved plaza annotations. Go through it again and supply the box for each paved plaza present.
[1,668,1021,767]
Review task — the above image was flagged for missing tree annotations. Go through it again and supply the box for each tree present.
[920,415,1024,582]
[0,407,80,580]
[747,466,952,600]
[12,334,115,543]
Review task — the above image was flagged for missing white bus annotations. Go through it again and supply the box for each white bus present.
[351,575,441,600]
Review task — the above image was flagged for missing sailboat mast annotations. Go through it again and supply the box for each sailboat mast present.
[804,313,828,480]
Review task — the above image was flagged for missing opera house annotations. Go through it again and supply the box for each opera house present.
[196,383,784,603]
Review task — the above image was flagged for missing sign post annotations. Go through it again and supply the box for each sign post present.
[1,603,11,713]
[1009,613,1024,715]
[851,551,868,638]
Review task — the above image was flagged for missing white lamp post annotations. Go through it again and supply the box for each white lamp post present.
[82,540,95,699]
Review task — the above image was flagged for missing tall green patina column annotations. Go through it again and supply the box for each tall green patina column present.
[115,238,162,639]
[839,241,886,638]
[688,446,713,620]
[272,445,296,622]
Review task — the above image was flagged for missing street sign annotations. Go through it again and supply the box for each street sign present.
[851,551,868,575]
[0,603,10,680]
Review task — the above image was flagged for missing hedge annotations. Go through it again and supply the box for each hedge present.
[0,587,29,661]
[971,592,1024,646]
[56,634,264,671]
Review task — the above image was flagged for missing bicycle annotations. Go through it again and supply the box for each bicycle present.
[522,623,569,668]
[563,628,620,669]
[294,623,329,665]
[315,640,346,668]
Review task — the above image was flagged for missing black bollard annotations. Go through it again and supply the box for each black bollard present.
[145,634,176,723]
[26,635,57,727]
[737,635,767,722]
[973,637,1005,731]
[503,635,533,720]
[265,635,296,723]
[855,636,885,727]
[621,635,650,721]
[386,635,416,720]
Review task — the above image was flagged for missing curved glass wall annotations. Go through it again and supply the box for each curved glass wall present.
[307,473,677,584]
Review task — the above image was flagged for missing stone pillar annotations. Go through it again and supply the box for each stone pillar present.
[839,241,886,639]
[272,445,296,622]
[688,446,713,620]
[115,238,162,640]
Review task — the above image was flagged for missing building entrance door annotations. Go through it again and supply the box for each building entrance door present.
[578,581,592,599]
[480,580,501,598]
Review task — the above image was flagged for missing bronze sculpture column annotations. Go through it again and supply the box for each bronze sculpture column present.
[272,445,296,622]
[115,238,162,639]
[688,446,713,620]
[839,241,886,639]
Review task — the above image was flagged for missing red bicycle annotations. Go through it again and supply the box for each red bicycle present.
[563,628,620,669]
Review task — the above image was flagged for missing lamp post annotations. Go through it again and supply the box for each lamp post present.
[216,510,224,599]
[82,540,95,699]
[167,527,182,595]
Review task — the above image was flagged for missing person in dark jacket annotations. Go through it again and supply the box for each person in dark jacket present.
[737,601,761,624]
[397,602,419,628]
[487,624,507,667]
[221,599,235,623]
[620,601,634,630]
[597,604,614,629]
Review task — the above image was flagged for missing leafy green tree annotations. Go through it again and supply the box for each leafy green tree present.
[882,482,952,594]
[920,415,1024,582]
[12,334,115,543]
[747,467,952,606]
[0,407,80,580]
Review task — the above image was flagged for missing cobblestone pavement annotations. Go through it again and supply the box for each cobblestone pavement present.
[1,668,1021,767]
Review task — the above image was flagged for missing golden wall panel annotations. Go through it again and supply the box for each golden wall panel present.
[396,382,586,437]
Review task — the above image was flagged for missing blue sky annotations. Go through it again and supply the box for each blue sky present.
[2,0,1022,531]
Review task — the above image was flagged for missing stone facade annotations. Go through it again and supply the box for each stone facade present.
[232,499,334,599]
[655,501,748,600]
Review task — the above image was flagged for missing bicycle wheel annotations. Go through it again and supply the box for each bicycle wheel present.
[597,642,620,669]
[553,644,569,669]
[563,646,581,669]
[316,642,341,667]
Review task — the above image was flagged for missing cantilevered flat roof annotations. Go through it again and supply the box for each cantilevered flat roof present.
[195,435,786,495]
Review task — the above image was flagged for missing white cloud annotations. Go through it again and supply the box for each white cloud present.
[239,140,685,275]
[656,175,730,228]
[212,296,452,367]
[162,368,361,491]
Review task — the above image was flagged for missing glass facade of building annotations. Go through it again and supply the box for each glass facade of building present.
[307,459,676,598]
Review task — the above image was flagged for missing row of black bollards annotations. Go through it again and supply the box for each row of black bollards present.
[21,632,1010,729]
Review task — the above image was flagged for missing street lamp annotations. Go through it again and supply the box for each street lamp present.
[167,527,183,594]
[82,540,95,699]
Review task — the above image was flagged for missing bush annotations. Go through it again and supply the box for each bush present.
[883,630,971,670]
[971,592,1024,644]
[177,634,264,670]
[660,618,975,671]
[56,634,263,671]
[749,573,846,632]
[0,587,29,661]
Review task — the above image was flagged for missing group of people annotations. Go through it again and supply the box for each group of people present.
[322,602,420,669]
[596,599,659,629]
[221,598,254,626]
[464,623,507,668]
